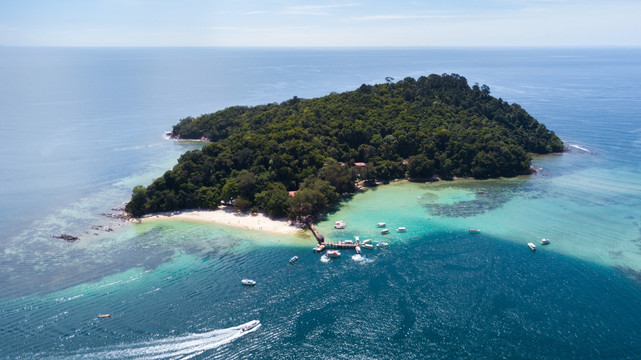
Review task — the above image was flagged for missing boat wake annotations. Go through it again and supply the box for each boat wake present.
[320,254,331,263]
[351,254,373,263]
[568,144,591,153]
[47,320,260,360]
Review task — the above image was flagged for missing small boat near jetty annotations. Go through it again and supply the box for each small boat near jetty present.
[241,320,261,332]
[396,227,407,232]
[362,239,372,244]
[97,314,111,318]
[540,238,550,245]
[334,221,346,229]
[355,246,362,254]
[313,244,325,252]
[469,229,481,234]
[241,279,257,286]
[377,222,386,227]
[528,243,536,251]
[326,250,341,258]
[381,229,390,235]
[362,243,375,249]
[377,242,389,248]
[289,256,299,264]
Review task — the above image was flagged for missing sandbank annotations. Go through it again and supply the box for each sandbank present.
[138,207,303,235]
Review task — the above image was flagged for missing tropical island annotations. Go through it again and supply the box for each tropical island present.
[126,74,563,223]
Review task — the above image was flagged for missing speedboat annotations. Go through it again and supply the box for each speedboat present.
[313,244,325,252]
[362,243,375,249]
[377,222,386,227]
[396,227,407,232]
[326,250,341,258]
[377,242,389,247]
[381,229,390,235]
[241,320,261,332]
[289,256,299,264]
[241,279,257,286]
[334,221,346,229]
[97,314,111,318]
[540,238,550,245]
[528,243,536,251]
[469,229,481,234]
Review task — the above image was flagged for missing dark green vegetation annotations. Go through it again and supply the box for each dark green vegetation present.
[126,74,563,218]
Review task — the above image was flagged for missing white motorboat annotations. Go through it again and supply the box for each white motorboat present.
[377,222,386,227]
[377,242,389,248]
[528,243,536,251]
[313,244,325,252]
[289,256,299,264]
[334,221,346,229]
[396,227,407,232]
[381,229,390,235]
[362,243,375,249]
[469,229,481,234]
[241,279,257,286]
[540,238,550,245]
[241,320,261,332]
[362,239,372,244]
[326,250,341,258]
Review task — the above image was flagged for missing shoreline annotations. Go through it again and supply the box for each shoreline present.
[137,206,303,235]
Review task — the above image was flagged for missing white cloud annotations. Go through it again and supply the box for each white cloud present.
[283,3,359,15]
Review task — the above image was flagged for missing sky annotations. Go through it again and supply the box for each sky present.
[0,0,640,47]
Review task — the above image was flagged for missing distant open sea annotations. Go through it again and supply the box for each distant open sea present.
[1,47,641,359]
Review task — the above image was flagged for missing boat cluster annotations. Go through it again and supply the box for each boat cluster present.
[528,238,551,251]
[315,221,408,259]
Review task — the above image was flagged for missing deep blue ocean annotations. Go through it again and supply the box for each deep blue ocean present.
[1,47,641,359]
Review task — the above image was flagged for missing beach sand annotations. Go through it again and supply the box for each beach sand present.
[138,207,303,235]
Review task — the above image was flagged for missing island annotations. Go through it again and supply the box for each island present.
[126,74,564,223]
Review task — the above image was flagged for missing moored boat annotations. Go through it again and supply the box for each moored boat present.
[355,246,362,254]
[334,221,346,229]
[362,243,375,249]
[326,250,341,257]
[381,229,390,235]
[241,279,257,286]
[528,243,536,251]
[362,239,372,244]
[313,244,325,252]
[241,320,261,332]
[396,227,407,232]
[377,222,386,227]
[540,238,550,245]
[377,242,389,247]
[469,228,481,234]
[289,256,299,264]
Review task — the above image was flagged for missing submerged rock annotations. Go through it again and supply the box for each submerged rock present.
[53,234,79,242]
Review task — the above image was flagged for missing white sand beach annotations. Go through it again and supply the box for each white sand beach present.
[138,207,303,235]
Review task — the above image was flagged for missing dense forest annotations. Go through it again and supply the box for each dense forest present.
[126,74,564,218]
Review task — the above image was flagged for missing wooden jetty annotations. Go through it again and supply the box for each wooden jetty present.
[307,219,325,244]
[306,219,361,252]
[323,240,359,250]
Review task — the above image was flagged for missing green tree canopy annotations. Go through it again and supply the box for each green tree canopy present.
[129,74,564,218]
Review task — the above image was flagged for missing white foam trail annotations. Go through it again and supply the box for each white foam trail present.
[569,144,590,152]
[54,321,260,359]
[351,254,373,263]
[320,255,331,263]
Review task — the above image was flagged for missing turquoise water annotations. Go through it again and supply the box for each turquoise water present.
[2,48,641,358]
